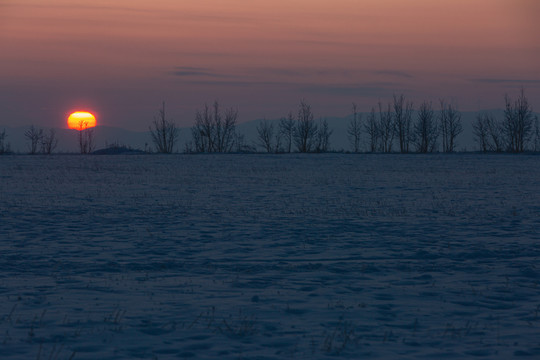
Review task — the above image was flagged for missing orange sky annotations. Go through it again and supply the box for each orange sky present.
[1,0,539,129]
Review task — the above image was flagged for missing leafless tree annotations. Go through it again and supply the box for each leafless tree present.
[85,129,95,154]
[192,103,212,152]
[76,120,95,154]
[273,128,283,153]
[487,115,504,152]
[0,129,10,154]
[364,107,379,152]
[279,112,295,153]
[439,100,463,152]
[316,119,333,152]
[393,94,414,153]
[414,101,438,153]
[82,129,95,154]
[256,119,275,153]
[41,128,58,154]
[218,106,238,153]
[150,102,179,153]
[534,117,540,152]
[347,103,362,153]
[472,113,490,152]
[503,89,535,152]
[474,112,505,152]
[378,101,394,153]
[192,101,238,153]
[293,100,318,153]
[24,125,43,154]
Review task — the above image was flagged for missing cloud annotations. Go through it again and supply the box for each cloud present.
[470,78,540,84]
[301,84,393,97]
[170,66,402,98]
[374,70,414,79]
[171,67,233,79]
[251,68,306,78]
[242,67,357,80]
[171,66,357,82]
[177,79,292,88]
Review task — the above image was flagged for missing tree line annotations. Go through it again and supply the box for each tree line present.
[473,90,538,153]
[0,126,58,155]
[149,89,538,154]
[0,89,537,155]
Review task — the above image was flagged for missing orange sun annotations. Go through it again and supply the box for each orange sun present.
[67,111,97,130]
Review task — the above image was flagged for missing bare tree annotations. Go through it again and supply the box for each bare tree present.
[393,94,414,153]
[0,129,10,154]
[24,125,43,154]
[41,128,58,154]
[273,127,282,153]
[473,113,490,152]
[439,100,463,152]
[473,112,504,152]
[294,100,318,153]
[279,112,295,153]
[414,101,438,153]
[503,89,535,152]
[150,102,179,153]
[191,101,238,153]
[77,120,95,154]
[364,107,379,152]
[256,119,275,153]
[219,106,238,152]
[534,116,540,152]
[192,103,213,152]
[378,101,394,153]
[84,129,95,154]
[488,115,504,152]
[316,119,333,152]
[347,103,362,153]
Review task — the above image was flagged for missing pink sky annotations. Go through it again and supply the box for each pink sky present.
[1,0,539,130]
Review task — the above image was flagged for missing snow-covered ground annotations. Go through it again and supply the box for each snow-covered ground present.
[1,154,539,359]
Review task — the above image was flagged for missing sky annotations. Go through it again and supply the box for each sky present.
[1,0,539,130]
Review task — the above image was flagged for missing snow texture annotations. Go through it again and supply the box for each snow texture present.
[1,154,539,359]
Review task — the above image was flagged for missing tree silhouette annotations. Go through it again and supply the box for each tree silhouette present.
[293,100,318,153]
[24,125,43,154]
[439,100,463,152]
[364,107,379,153]
[316,119,333,152]
[192,101,238,153]
[150,102,179,153]
[472,113,490,152]
[414,101,438,153]
[503,89,534,152]
[256,119,275,153]
[393,94,414,153]
[378,101,394,153]
[534,117,540,152]
[347,103,362,153]
[78,121,95,154]
[41,129,58,154]
[0,129,10,154]
[279,112,295,153]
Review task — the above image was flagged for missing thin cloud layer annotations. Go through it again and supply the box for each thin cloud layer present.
[0,0,538,129]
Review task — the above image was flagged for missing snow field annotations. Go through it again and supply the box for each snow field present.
[0,154,539,359]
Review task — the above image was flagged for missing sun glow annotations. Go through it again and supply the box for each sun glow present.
[68,111,96,130]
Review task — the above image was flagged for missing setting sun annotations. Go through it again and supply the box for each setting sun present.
[67,111,96,130]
